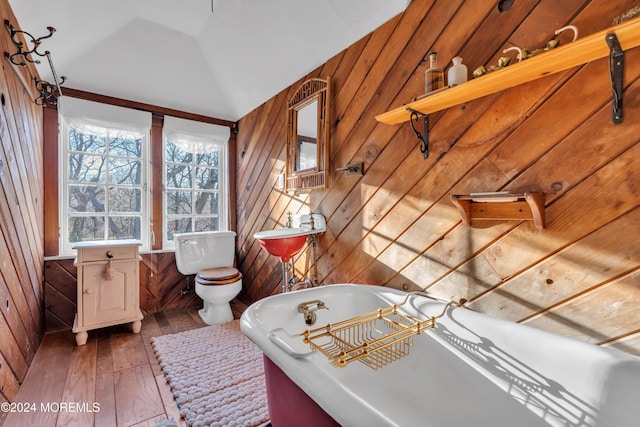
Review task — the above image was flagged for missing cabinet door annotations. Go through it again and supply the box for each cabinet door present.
[82,260,138,326]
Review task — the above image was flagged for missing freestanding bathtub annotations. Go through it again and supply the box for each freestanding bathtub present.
[240,284,640,427]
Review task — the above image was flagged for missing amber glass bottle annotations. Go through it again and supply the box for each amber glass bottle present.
[424,52,444,93]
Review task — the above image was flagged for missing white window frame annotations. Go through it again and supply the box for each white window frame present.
[162,116,230,250]
[58,97,151,255]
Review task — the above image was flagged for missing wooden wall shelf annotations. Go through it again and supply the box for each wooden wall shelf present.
[375,17,640,125]
[451,192,545,229]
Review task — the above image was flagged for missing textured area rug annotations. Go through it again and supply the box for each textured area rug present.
[151,320,269,427]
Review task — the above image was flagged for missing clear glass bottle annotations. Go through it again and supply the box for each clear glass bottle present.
[424,52,444,93]
[447,56,468,86]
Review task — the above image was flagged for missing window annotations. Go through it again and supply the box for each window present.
[57,101,230,255]
[163,116,230,248]
[59,98,151,255]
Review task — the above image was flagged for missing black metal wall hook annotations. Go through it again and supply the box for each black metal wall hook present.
[4,19,56,66]
[4,19,65,105]
[407,108,429,159]
[34,76,66,105]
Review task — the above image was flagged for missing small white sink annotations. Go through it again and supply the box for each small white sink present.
[253,228,312,240]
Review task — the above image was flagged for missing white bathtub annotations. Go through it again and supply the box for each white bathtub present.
[240,284,640,427]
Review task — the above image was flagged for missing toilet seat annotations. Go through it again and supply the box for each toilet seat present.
[197,267,242,286]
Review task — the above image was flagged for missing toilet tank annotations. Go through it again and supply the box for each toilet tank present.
[174,231,236,275]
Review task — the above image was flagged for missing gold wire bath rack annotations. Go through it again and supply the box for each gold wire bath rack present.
[301,292,455,370]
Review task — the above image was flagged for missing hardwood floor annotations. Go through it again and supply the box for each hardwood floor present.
[3,302,248,427]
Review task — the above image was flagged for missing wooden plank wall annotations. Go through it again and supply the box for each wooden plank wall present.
[235,0,640,356]
[43,254,200,331]
[0,1,45,406]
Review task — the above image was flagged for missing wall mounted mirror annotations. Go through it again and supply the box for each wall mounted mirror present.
[285,76,331,192]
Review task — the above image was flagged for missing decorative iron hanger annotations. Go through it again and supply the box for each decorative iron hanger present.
[4,19,66,105]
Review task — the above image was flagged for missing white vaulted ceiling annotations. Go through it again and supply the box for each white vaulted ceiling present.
[8,0,410,121]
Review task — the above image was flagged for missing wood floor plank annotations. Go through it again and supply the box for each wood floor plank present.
[187,308,209,327]
[56,338,97,427]
[155,374,187,427]
[110,329,149,372]
[154,312,174,335]
[164,309,199,333]
[130,414,168,427]
[94,332,117,427]
[4,332,75,427]
[140,314,164,376]
[114,364,164,427]
[8,308,224,426]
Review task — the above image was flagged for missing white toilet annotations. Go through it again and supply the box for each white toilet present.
[174,231,242,325]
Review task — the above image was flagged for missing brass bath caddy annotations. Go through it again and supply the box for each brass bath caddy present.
[301,292,453,370]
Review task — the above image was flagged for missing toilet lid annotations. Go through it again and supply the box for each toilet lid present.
[197,267,242,285]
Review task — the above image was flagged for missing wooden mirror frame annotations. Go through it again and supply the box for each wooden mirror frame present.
[285,76,331,192]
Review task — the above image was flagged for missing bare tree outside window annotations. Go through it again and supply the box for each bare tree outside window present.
[165,139,221,242]
[67,125,144,244]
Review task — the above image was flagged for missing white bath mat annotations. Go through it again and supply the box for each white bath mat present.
[151,319,269,427]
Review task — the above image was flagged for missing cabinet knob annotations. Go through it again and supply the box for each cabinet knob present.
[106,251,114,259]
[84,288,93,294]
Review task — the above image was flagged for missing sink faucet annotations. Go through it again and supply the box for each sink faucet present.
[286,211,293,228]
[299,212,315,230]
[298,299,328,325]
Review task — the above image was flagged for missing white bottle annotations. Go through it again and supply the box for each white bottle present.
[447,56,468,87]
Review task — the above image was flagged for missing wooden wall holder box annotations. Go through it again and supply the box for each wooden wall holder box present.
[450,192,545,229]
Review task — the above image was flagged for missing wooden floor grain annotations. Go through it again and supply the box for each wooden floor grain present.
[3,303,248,427]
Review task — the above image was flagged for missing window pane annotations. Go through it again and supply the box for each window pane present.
[108,216,141,240]
[194,192,219,215]
[69,185,105,213]
[166,164,192,188]
[195,217,218,232]
[166,190,191,215]
[166,140,193,163]
[109,131,142,158]
[68,154,107,183]
[196,150,219,167]
[68,216,105,242]
[69,126,106,154]
[195,167,218,190]
[109,187,141,213]
[166,217,192,241]
[109,158,141,185]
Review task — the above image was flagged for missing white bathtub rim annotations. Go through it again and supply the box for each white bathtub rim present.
[241,284,405,426]
[240,283,640,427]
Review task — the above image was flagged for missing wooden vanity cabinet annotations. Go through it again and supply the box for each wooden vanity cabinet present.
[72,239,143,345]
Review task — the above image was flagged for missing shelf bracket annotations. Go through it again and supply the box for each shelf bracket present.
[606,33,624,124]
[407,108,428,159]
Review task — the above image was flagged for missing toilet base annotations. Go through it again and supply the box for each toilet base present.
[195,280,242,325]
[198,302,234,325]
